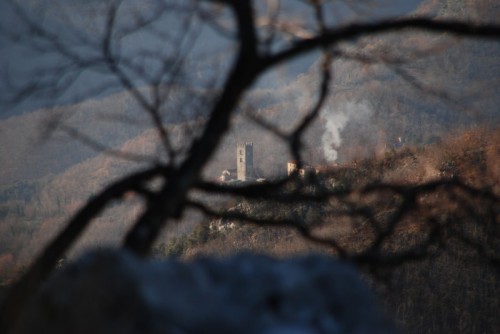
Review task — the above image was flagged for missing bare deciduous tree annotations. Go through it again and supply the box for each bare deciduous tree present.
[0,0,499,332]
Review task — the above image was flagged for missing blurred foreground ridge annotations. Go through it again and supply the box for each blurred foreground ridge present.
[12,251,392,334]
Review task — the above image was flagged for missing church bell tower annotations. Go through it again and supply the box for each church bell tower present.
[237,142,254,181]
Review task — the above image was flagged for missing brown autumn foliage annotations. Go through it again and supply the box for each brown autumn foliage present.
[166,126,498,258]
[152,126,499,334]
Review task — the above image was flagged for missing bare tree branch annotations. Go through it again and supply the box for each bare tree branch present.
[0,165,170,333]
[1,1,500,332]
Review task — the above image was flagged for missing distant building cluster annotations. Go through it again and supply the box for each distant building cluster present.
[219,143,333,183]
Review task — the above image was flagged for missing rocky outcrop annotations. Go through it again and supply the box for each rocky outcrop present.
[12,250,392,334]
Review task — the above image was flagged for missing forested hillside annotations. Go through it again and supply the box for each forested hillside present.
[155,127,500,334]
[0,0,499,293]
[0,0,499,333]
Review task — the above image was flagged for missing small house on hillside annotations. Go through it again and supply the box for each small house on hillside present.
[219,168,237,182]
[287,161,316,177]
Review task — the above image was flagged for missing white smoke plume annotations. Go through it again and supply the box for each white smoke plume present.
[321,101,373,162]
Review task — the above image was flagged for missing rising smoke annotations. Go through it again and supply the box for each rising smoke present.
[321,101,373,162]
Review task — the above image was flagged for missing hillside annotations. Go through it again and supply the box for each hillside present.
[0,84,213,187]
[1,2,500,334]
[160,127,499,257]
[1,0,499,185]
[0,0,499,282]
[155,127,500,334]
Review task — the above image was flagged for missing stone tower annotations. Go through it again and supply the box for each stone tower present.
[237,142,254,181]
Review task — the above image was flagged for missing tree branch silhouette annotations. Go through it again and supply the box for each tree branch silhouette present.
[1,1,500,333]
